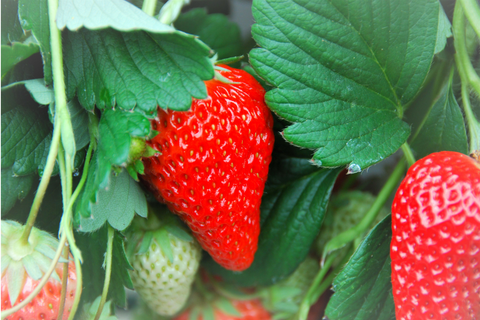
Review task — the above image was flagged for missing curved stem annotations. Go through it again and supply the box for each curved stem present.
[453,2,480,96]
[142,0,157,16]
[20,114,61,245]
[1,233,67,319]
[297,253,338,320]
[401,143,416,167]
[68,253,83,320]
[461,82,480,152]
[459,0,480,40]
[57,246,70,319]
[94,226,115,320]
[322,159,406,262]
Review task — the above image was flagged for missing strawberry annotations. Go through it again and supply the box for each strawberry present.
[141,65,274,271]
[261,256,319,319]
[126,208,202,316]
[315,191,388,265]
[391,151,480,319]
[1,220,77,320]
[174,299,272,320]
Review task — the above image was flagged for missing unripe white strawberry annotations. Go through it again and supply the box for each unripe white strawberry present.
[315,191,388,265]
[127,206,201,316]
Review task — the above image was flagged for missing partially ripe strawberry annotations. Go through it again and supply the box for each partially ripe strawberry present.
[1,220,77,320]
[127,210,201,316]
[391,151,480,319]
[174,299,271,320]
[141,65,274,271]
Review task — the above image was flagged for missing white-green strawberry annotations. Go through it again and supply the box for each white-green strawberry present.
[127,205,201,316]
[260,256,319,319]
[315,190,388,264]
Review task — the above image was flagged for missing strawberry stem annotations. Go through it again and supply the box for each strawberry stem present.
[401,143,416,167]
[94,225,115,320]
[141,0,157,16]
[321,158,406,262]
[453,2,480,152]
[459,0,480,40]
[57,246,70,319]
[20,113,61,245]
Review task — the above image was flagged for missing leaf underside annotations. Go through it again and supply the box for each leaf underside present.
[250,0,443,171]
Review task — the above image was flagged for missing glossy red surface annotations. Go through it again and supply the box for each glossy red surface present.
[391,151,480,319]
[141,65,274,271]
[2,261,77,320]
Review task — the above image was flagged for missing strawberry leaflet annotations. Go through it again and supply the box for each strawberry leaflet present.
[250,0,447,171]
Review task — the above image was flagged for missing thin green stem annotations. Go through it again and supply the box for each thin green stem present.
[68,253,83,320]
[322,159,406,262]
[297,253,338,320]
[401,143,416,167]
[453,2,480,96]
[309,247,353,306]
[461,82,480,152]
[142,0,157,16]
[460,0,480,40]
[94,226,115,320]
[57,246,70,319]
[1,233,67,319]
[20,114,61,245]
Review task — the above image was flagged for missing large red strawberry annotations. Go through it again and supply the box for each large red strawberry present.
[141,65,274,271]
[391,151,480,319]
[1,220,77,320]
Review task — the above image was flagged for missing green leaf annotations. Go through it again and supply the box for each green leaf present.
[325,215,395,320]
[410,76,468,159]
[63,28,214,113]
[1,167,35,214]
[68,99,90,150]
[76,227,134,308]
[1,104,52,175]
[57,0,174,33]
[18,0,52,84]
[95,108,150,188]
[176,9,243,59]
[2,78,54,105]
[1,0,25,45]
[250,0,443,171]
[1,41,40,77]
[435,6,452,54]
[203,161,341,286]
[77,169,148,232]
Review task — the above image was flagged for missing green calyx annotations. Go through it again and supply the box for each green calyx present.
[126,137,159,181]
[126,205,194,263]
[1,220,68,307]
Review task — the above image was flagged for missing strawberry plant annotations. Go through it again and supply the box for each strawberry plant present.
[1,0,480,319]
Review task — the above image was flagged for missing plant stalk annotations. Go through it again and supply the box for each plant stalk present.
[400,143,416,167]
[94,226,115,320]
[322,158,406,262]
[20,114,61,245]
[142,0,157,16]
[57,246,70,319]
[460,0,480,40]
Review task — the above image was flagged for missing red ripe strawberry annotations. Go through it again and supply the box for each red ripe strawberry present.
[174,299,272,320]
[391,151,480,319]
[141,65,274,271]
[1,220,77,320]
